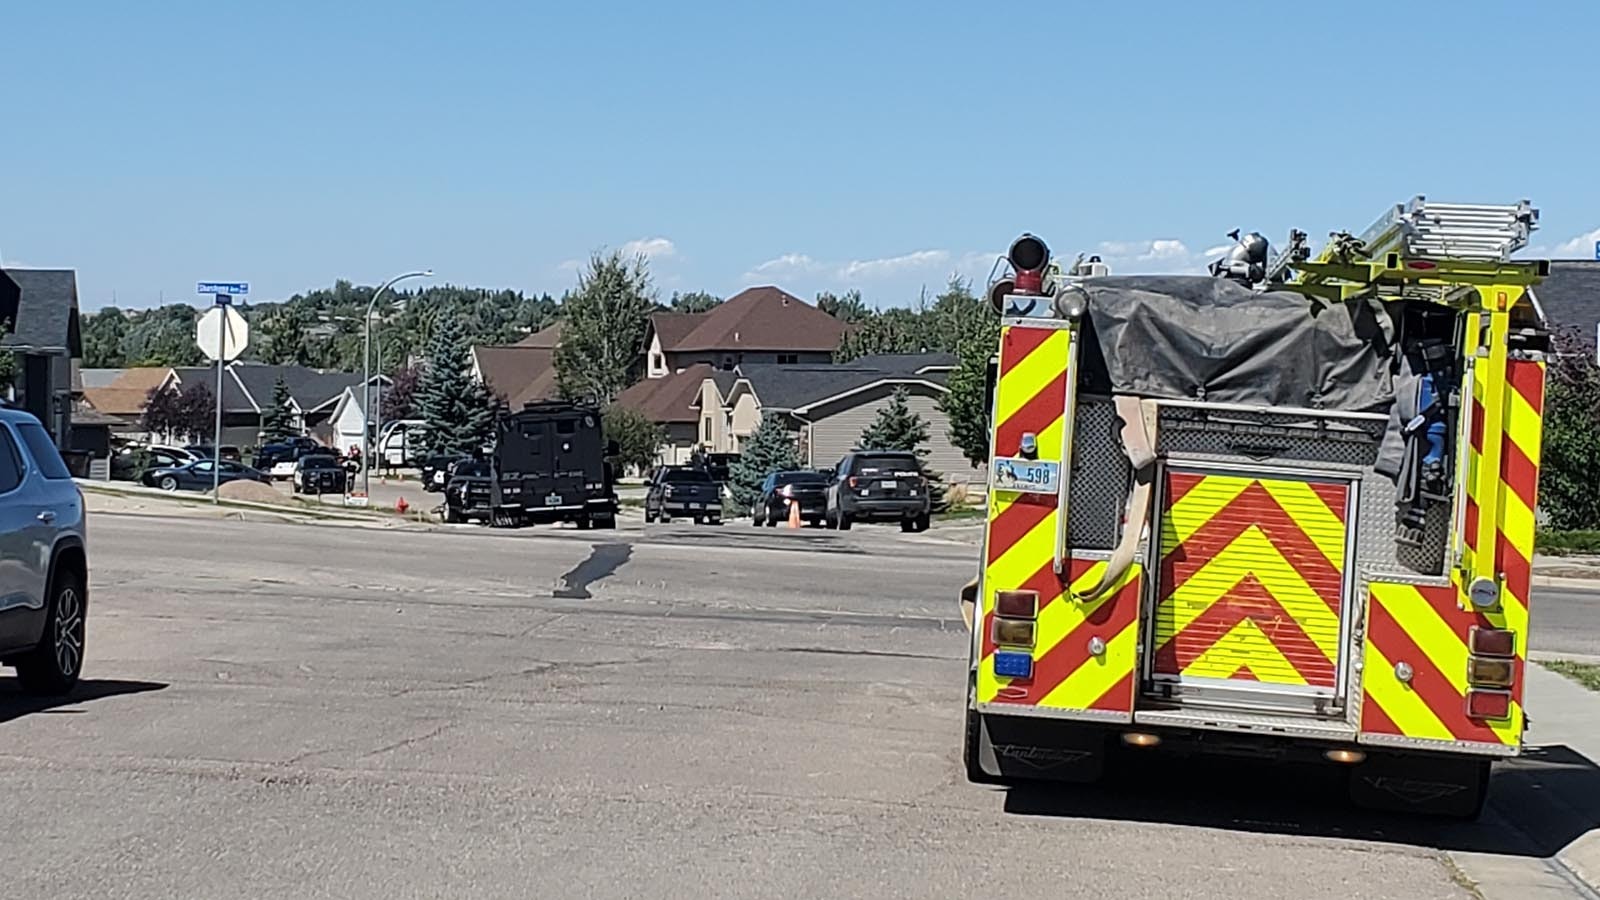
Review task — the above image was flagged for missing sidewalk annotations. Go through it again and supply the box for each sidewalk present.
[1537,553,1600,583]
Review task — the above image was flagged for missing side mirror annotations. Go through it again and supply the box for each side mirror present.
[606,439,620,457]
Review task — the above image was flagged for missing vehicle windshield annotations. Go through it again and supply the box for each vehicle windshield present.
[775,471,826,486]
[455,461,491,477]
[663,468,713,483]
[300,456,339,470]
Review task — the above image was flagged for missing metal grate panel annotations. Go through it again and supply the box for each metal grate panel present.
[1068,400,1128,550]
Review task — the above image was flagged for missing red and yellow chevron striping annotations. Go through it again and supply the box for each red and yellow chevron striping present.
[977,322,1139,718]
[1152,471,1349,689]
[976,557,1141,715]
[1359,344,1544,750]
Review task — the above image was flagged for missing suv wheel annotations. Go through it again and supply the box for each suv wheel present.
[837,511,853,531]
[16,566,85,696]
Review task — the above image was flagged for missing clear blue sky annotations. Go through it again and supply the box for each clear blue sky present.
[5,1,1598,310]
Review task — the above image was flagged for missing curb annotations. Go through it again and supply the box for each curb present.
[76,480,429,528]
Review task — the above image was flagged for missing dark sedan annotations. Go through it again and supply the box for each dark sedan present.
[752,470,829,526]
[143,458,271,492]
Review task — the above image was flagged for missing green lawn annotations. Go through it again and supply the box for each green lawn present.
[1542,659,1600,692]
[1535,529,1600,556]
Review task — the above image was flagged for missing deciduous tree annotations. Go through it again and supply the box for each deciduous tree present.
[556,251,656,404]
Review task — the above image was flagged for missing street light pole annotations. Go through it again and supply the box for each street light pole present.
[362,269,431,500]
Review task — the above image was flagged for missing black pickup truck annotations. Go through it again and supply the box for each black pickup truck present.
[644,466,723,525]
[292,454,348,495]
[443,460,495,524]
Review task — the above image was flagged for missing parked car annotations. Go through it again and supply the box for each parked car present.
[644,466,722,525]
[824,450,931,532]
[142,458,271,492]
[0,407,89,695]
[110,445,191,482]
[253,437,322,480]
[752,470,828,527]
[185,444,242,463]
[442,460,494,524]
[293,454,348,495]
[420,453,469,493]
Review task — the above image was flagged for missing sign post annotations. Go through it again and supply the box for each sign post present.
[195,282,250,502]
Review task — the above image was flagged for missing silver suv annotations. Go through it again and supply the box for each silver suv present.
[0,408,88,695]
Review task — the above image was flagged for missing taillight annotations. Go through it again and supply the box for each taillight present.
[848,477,859,489]
[991,617,1035,648]
[780,484,792,498]
[1467,626,1518,700]
[1467,657,1514,688]
[995,590,1038,618]
[1466,690,1512,720]
[1469,627,1516,657]
[990,589,1040,680]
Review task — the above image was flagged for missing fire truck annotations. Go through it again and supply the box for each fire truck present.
[961,198,1549,818]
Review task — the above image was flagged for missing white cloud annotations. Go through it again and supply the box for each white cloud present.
[555,258,582,273]
[620,237,677,261]
[1556,227,1600,257]
[743,248,955,285]
[1090,238,1219,275]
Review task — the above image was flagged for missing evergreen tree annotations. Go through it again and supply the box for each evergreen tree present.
[728,412,801,512]
[859,386,930,452]
[415,315,497,456]
[861,386,948,512]
[260,376,297,441]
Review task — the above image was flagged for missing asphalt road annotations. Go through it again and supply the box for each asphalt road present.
[2,512,1597,899]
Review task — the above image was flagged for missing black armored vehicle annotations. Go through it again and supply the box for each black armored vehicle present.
[492,401,619,529]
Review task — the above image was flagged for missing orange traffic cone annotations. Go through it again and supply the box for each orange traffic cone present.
[787,498,801,529]
[395,496,409,515]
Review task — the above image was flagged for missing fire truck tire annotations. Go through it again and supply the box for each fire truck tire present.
[963,708,1007,785]
[1347,752,1491,820]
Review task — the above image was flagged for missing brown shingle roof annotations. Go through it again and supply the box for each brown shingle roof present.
[613,364,712,424]
[670,286,845,353]
[649,312,707,351]
[106,366,171,393]
[473,345,560,408]
[82,387,154,417]
[515,321,564,348]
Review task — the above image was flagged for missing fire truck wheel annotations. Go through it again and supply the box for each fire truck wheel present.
[1347,752,1491,820]
[963,708,1007,785]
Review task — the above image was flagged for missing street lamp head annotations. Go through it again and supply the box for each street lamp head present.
[421,269,434,277]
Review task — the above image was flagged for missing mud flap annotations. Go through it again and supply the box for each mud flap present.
[1347,752,1491,820]
[969,710,1109,785]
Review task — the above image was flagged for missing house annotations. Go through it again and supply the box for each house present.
[160,363,382,448]
[469,321,563,410]
[614,363,715,465]
[0,268,83,447]
[686,352,974,481]
[617,287,853,462]
[81,366,175,439]
[643,286,846,378]
[1533,260,1600,348]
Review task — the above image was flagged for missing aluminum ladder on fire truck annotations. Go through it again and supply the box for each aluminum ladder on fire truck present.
[1266,196,1547,300]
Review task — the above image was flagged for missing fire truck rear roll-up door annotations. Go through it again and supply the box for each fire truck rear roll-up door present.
[1149,467,1354,713]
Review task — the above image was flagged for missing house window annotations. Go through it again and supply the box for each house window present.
[703,418,711,443]
[651,352,665,372]
[777,353,798,365]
